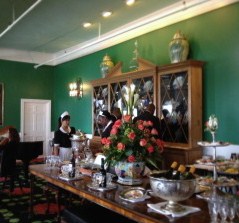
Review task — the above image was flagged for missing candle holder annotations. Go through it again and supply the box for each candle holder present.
[210,131,216,144]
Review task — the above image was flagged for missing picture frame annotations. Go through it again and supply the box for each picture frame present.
[0,83,4,125]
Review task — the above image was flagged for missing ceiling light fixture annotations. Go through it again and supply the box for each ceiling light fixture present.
[126,0,136,6]
[83,22,92,28]
[102,11,112,18]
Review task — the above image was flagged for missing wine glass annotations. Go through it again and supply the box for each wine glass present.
[45,155,51,170]
[207,198,219,222]
[218,198,229,223]
[227,197,236,222]
[235,200,239,219]
[207,115,218,143]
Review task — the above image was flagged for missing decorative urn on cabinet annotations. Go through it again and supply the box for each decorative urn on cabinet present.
[169,31,189,63]
[100,54,114,78]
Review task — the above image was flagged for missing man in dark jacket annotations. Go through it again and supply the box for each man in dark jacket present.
[110,107,122,123]
[98,110,114,138]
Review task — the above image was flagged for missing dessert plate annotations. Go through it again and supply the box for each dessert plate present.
[119,187,150,203]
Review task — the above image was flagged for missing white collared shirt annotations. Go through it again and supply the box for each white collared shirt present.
[60,126,71,134]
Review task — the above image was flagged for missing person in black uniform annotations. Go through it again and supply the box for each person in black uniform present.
[54,111,76,161]
[110,107,122,123]
[98,110,114,138]
[0,127,20,191]
[133,103,161,139]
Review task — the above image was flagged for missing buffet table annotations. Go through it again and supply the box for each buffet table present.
[29,164,212,223]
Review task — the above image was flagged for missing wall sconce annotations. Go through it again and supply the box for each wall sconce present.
[69,78,83,98]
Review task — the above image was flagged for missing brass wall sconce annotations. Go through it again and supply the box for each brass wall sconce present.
[69,78,83,98]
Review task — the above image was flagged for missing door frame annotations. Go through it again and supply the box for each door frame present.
[20,98,51,155]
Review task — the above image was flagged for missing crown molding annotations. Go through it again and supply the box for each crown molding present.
[0,48,53,64]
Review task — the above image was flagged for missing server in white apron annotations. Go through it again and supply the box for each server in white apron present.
[54,111,76,161]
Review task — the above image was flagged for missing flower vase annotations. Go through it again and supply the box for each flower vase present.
[114,161,145,185]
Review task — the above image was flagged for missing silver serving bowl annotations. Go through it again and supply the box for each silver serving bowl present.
[149,173,196,213]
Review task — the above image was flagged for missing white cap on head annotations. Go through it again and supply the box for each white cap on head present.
[61,111,69,120]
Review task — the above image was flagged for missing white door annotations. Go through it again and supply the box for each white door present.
[21,99,51,156]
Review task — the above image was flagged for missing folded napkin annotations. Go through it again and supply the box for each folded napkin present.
[147,202,200,218]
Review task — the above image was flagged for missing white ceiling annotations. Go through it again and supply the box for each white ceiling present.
[0,0,238,68]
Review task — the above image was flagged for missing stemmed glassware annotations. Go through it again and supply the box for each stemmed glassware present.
[45,155,51,169]
[235,200,239,220]
[44,155,61,171]
[208,195,237,223]
[207,197,219,222]
[205,114,218,143]
[218,199,229,223]
[228,201,236,222]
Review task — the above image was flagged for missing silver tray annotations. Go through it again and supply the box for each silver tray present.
[87,183,117,191]
[197,141,230,147]
[119,187,149,203]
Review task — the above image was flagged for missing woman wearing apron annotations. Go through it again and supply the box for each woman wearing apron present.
[54,111,76,161]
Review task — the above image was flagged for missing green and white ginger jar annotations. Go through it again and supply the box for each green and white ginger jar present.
[169,31,189,63]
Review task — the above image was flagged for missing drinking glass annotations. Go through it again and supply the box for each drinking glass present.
[85,148,93,162]
[55,156,59,167]
[207,199,219,222]
[218,198,229,223]
[227,198,236,222]
[235,200,239,219]
[92,172,103,187]
[45,155,51,169]
[106,173,113,185]
[51,158,56,168]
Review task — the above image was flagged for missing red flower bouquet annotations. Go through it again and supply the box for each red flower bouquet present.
[101,115,164,169]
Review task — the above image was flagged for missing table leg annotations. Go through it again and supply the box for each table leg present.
[29,174,35,219]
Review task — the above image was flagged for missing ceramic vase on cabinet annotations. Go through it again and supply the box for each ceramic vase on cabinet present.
[114,161,145,185]
[169,31,189,63]
[100,54,114,78]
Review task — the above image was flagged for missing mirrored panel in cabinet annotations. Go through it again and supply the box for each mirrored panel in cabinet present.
[160,72,188,143]
[158,60,204,148]
[131,76,154,117]
[109,80,127,114]
[91,58,158,138]
[93,84,108,136]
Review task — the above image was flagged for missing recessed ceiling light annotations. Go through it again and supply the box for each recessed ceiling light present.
[126,0,135,6]
[102,11,112,18]
[83,22,92,28]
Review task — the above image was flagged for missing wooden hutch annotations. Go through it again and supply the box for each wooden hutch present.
[90,59,204,168]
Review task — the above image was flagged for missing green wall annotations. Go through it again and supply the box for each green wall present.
[0,3,238,144]
[0,60,54,131]
[53,3,239,143]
